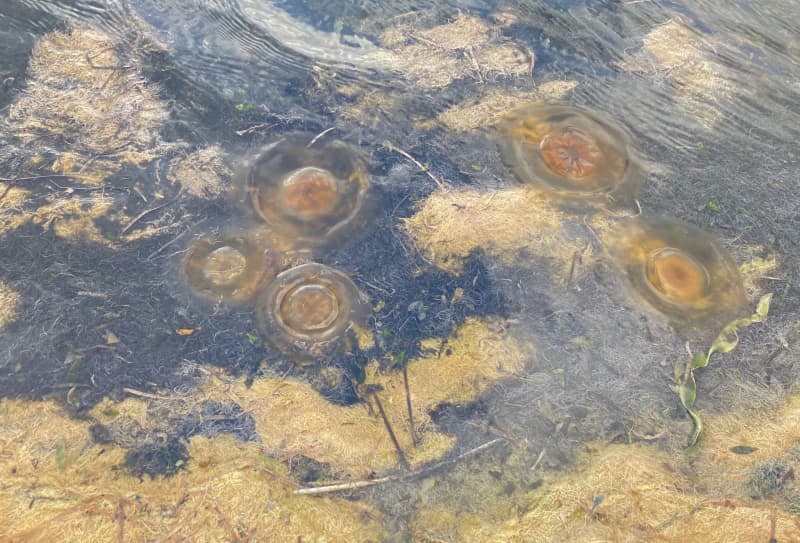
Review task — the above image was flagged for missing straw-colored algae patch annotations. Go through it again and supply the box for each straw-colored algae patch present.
[411,392,800,542]
[0,282,21,330]
[6,26,168,185]
[167,146,232,198]
[380,13,530,89]
[0,398,385,542]
[619,19,732,126]
[438,82,578,132]
[0,185,31,237]
[367,317,530,441]
[404,187,582,274]
[697,394,800,491]
[412,444,800,542]
[201,374,454,478]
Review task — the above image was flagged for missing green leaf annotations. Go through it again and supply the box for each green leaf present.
[691,353,709,369]
[678,371,697,409]
[706,293,773,360]
[686,407,704,447]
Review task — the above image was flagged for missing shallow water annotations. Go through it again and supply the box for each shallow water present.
[0,1,799,541]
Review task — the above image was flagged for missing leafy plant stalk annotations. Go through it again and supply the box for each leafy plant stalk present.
[677,293,772,446]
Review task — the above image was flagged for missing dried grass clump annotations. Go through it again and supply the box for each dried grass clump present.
[6,26,169,185]
[366,317,530,444]
[619,19,732,125]
[0,282,21,330]
[0,398,385,542]
[697,394,800,494]
[437,82,578,132]
[0,184,31,237]
[167,146,232,198]
[404,187,583,275]
[412,441,800,542]
[380,13,531,89]
[201,374,455,478]
[0,186,121,243]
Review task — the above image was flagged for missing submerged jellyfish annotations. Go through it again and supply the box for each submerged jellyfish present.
[607,216,746,326]
[244,137,370,242]
[497,104,644,202]
[181,231,278,306]
[255,263,368,359]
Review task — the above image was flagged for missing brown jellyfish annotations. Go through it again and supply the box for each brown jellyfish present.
[255,263,368,359]
[606,216,746,326]
[243,137,369,243]
[497,104,644,203]
[181,230,279,306]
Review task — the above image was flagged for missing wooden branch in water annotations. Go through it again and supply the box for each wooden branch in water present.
[372,392,410,469]
[121,187,184,234]
[383,140,449,191]
[293,438,506,496]
[403,365,417,447]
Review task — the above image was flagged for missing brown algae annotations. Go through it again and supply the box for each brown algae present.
[607,216,746,326]
[181,230,278,306]
[244,137,369,243]
[255,263,367,358]
[497,104,643,202]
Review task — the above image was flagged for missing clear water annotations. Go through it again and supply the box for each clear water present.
[1,1,799,541]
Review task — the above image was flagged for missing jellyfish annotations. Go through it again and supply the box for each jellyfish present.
[606,216,746,326]
[497,104,644,203]
[180,230,278,306]
[255,263,368,359]
[243,137,370,243]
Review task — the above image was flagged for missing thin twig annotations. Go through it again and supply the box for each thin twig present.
[383,141,448,191]
[122,387,181,401]
[121,188,184,234]
[372,392,409,469]
[293,476,393,495]
[403,365,417,447]
[307,127,336,148]
[294,438,506,496]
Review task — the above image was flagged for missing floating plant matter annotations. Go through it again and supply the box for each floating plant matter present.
[181,230,278,306]
[607,216,746,326]
[255,263,367,359]
[244,137,369,243]
[497,104,643,202]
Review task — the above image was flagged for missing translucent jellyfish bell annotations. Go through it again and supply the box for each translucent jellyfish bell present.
[244,137,369,243]
[607,216,747,327]
[255,263,368,359]
[181,230,279,306]
[497,104,644,203]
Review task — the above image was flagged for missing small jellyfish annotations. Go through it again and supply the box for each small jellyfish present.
[607,216,746,326]
[181,230,278,306]
[243,137,369,243]
[255,263,368,359]
[497,104,644,203]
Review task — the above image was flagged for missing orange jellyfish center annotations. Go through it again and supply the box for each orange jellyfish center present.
[646,248,710,305]
[280,167,339,219]
[539,128,602,180]
[280,283,340,333]
[202,246,247,287]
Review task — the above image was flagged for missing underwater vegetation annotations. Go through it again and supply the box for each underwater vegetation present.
[0,6,792,541]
